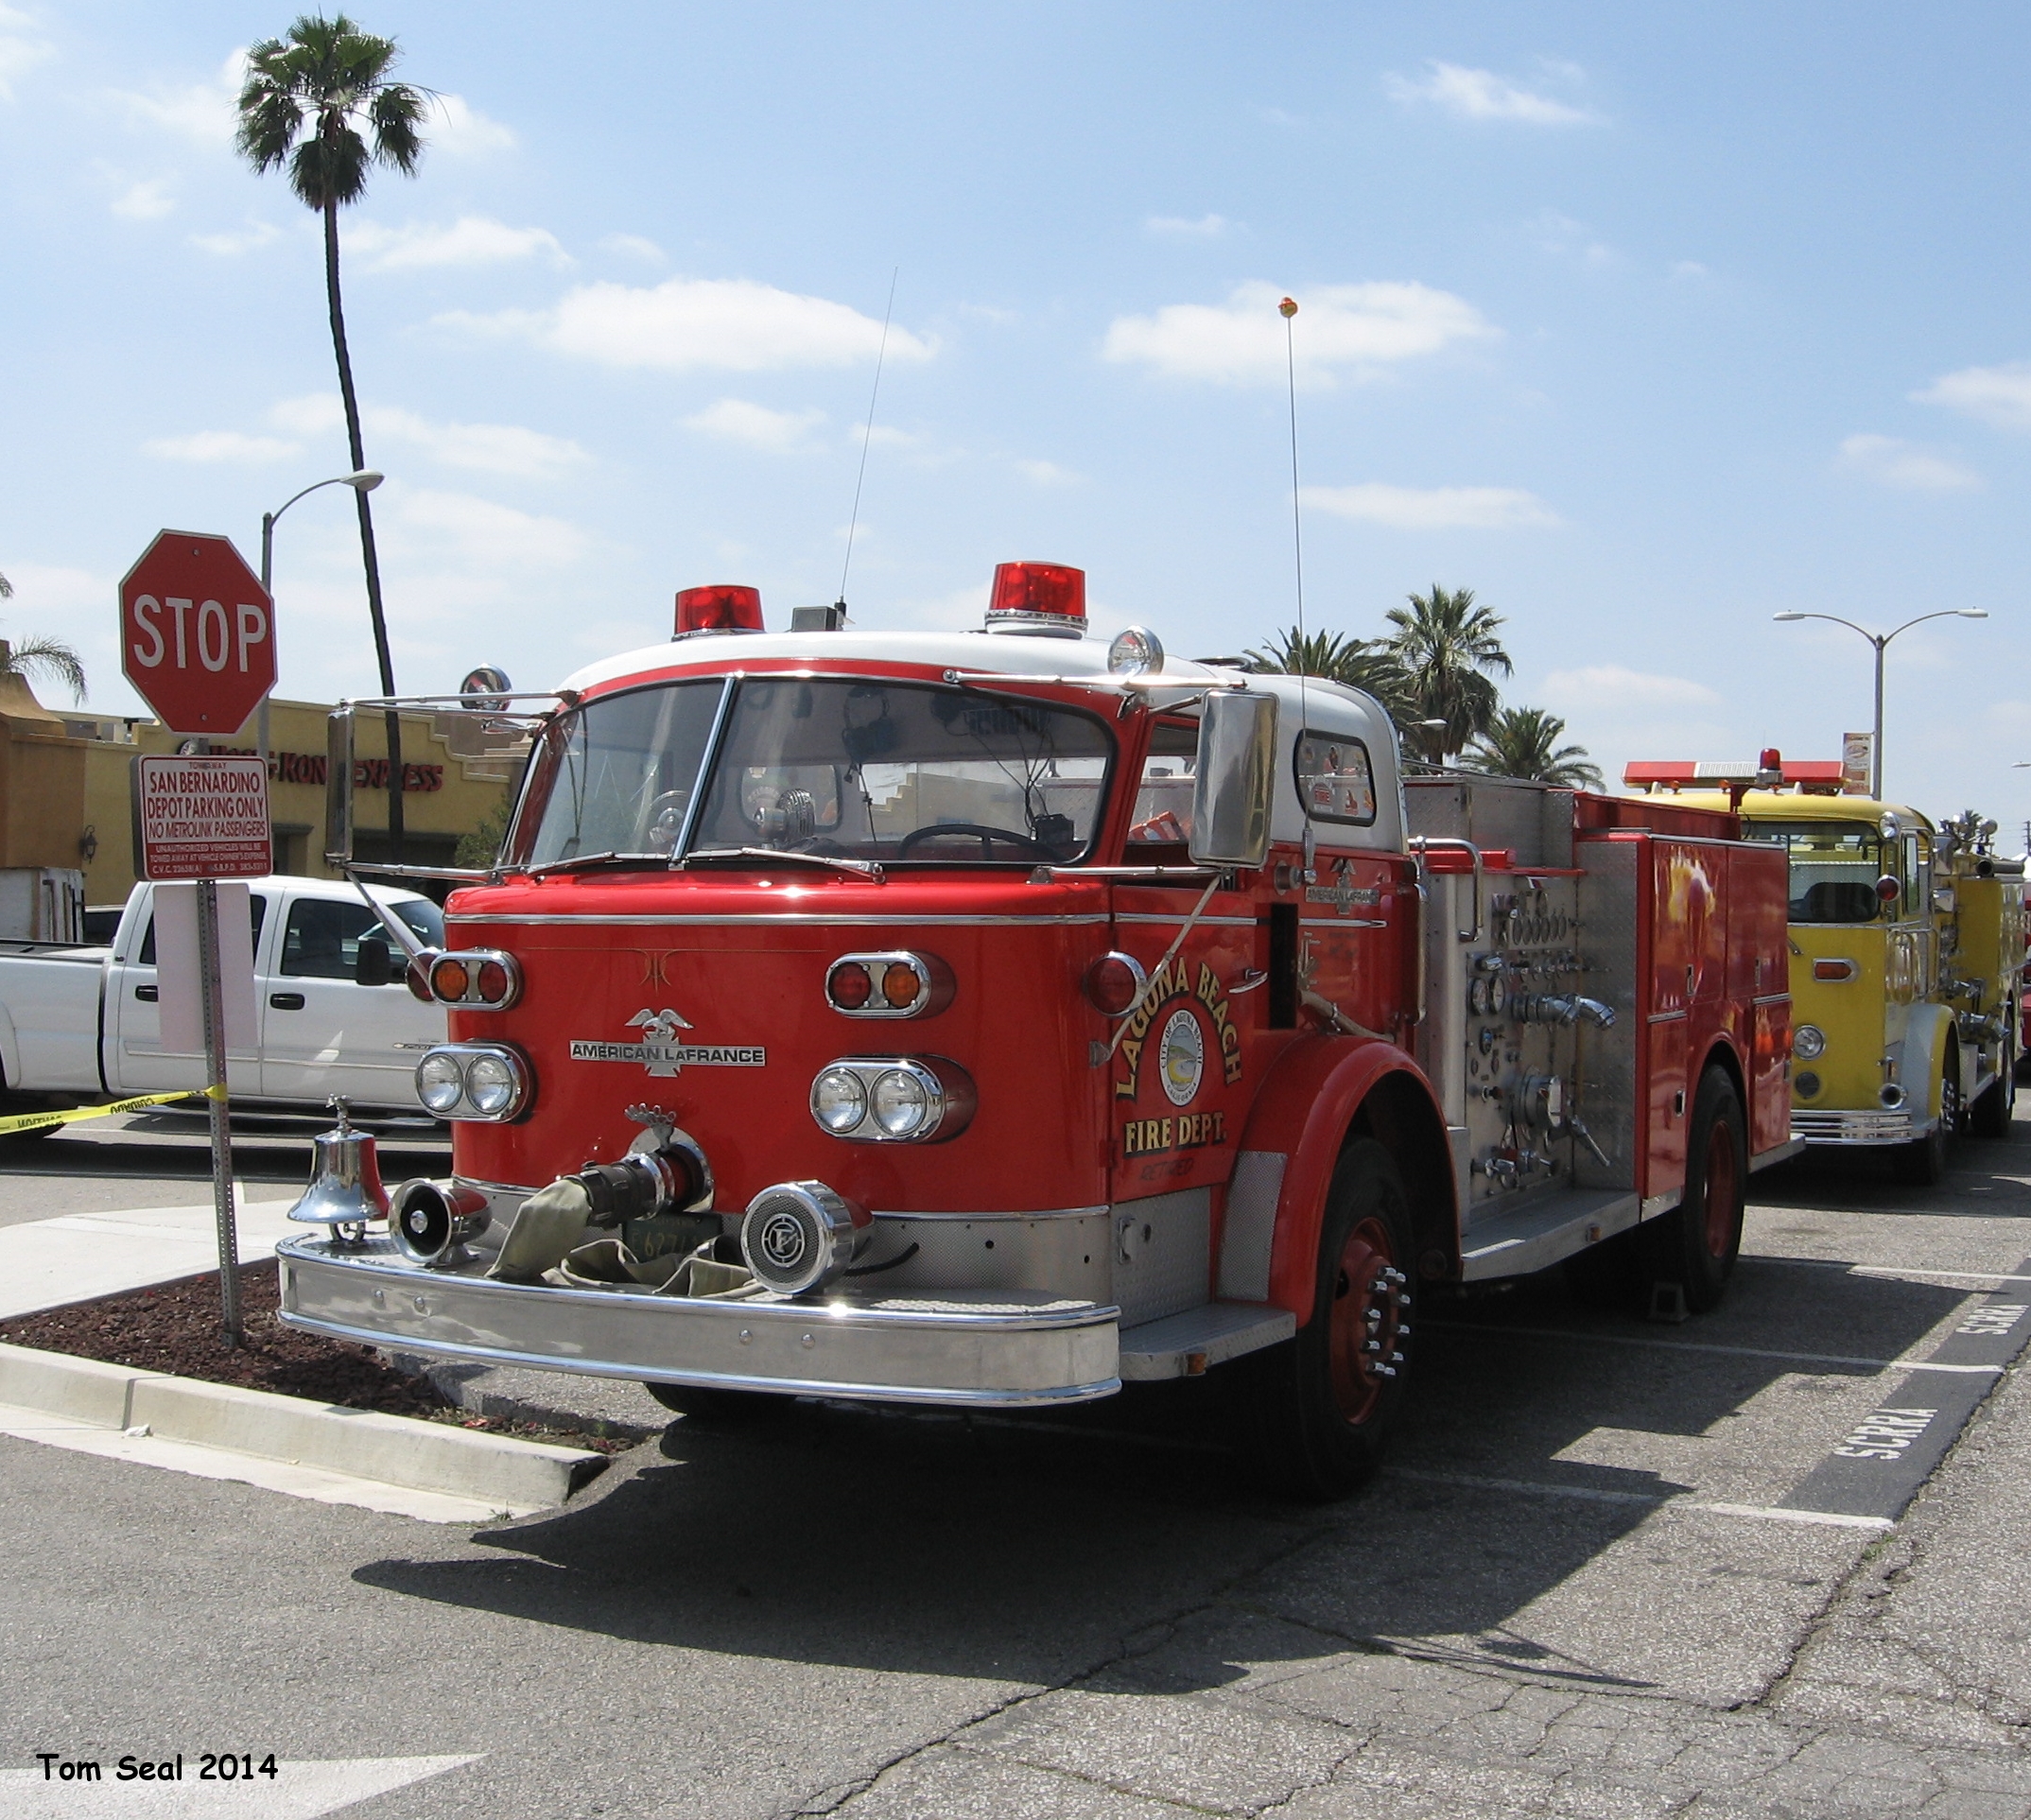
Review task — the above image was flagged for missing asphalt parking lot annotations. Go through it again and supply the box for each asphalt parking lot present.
[4,1114,2031,1817]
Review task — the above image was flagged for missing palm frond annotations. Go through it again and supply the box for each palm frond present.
[1460,706,1604,789]
[3,633,87,703]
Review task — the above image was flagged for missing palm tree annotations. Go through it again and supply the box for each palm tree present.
[1461,706,1604,789]
[236,14,425,858]
[1245,626,1413,721]
[1,633,87,704]
[1383,584,1513,763]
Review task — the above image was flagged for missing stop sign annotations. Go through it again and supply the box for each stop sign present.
[119,529,276,737]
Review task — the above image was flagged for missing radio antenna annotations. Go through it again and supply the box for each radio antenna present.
[837,267,898,615]
[1280,295,1311,784]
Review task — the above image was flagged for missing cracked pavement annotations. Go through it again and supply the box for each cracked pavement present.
[5,1122,2031,1816]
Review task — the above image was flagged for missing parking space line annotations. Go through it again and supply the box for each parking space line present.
[1391,1470,1898,1533]
[1419,1321,1984,1374]
[1756,1256,2031,1287]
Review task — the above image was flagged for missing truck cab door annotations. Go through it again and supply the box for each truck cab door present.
[257,893,443,1111]
[106,892,268,1098]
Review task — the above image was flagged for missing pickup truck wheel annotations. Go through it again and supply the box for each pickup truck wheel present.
[1896,1067,1958,1185]
[643,1382,792,1423]
[1640,1066,1745,1314]
[1234,1137,1415,1500]
[1971,1038,2016,1139]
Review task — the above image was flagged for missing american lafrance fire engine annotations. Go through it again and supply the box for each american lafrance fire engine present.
[280,563,1798,1496]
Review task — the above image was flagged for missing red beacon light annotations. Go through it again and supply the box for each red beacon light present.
[674,584,764,640]
[984,562,1085,639]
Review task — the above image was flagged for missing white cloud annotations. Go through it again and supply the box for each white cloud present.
[1145,213,1231,239]
[683,399,827,453]
[114,49,244,145]
[1533,210,1614,267]
[429,93,515,158]
[0,4,53,102]
[1103,280,1496,386]
[1913,360,2031,432]
[1541,665,1720,710]
[1837,433,1981,493]
[600,233,666,264]
[442,277,937,373]
[111,179,176,220]
[191,219,281,254]
[1016,459,1080,487]
[349,215,568,271]
[391,491,587,568]
[266,393,587,477]
[144,430,300,463]
[1300,483,1558,529]
[1386,61,1600,127]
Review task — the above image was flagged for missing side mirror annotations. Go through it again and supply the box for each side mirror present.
[355,933,394,987]
[1876,874,1901,906]
[1189,690,1276,869]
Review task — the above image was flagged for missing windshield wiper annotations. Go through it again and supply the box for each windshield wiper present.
[681,846,885,882]
[518,851,666,877]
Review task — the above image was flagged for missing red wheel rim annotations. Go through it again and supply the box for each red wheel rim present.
[1328,1216,1403,1424]
[1700,1117,1739,1259]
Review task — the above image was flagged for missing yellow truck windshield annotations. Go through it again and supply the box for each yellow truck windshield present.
[1751,823,1887,924]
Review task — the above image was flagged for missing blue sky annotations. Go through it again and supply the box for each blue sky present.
[4,4,2029,827]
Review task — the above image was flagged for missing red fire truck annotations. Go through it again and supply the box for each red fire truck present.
[280,564,1797,1497]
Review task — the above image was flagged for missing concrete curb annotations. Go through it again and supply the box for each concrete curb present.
[0,1340,607,1519]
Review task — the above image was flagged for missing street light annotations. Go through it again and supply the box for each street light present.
[256,471,383,769]
[1771,608,1988,799]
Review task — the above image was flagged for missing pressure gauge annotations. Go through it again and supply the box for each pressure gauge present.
[1487,973,1507,1016]
[1469,978,1489,1015]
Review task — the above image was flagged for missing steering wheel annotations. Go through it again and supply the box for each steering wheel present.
[644,789,689,852]
[896,822,1058,859]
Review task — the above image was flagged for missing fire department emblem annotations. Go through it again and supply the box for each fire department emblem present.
[1158,1007,1204,1106]
[569,1007,765,1077]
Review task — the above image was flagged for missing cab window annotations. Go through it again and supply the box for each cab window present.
[1127,720,1197,850]
[280,897,443,979]
[135,893,269,964]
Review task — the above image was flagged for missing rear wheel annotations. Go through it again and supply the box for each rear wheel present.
[1971,1031,2016,1138]
[642,1382,792,1423]
[1896,1064,1958,1185]
[1235,1138,1415,1500]
[1640,1066,1745,1313]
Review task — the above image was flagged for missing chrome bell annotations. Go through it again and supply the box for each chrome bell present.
[286,1098,390,1247]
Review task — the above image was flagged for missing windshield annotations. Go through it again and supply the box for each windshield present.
[1749,822,1889,924]
[518,676,1115,866]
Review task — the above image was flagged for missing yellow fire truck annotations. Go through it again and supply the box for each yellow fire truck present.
[1625,758,2024,1182]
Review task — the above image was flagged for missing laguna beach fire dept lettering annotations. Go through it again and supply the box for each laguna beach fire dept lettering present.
[1114,959,1243,1102]
[569,1007,766,1077]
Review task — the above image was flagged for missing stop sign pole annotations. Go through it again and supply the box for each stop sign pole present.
[121,531,277,1346]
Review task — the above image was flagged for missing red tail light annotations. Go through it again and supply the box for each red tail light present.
[425,949,522,1010]
[1813,959,1858,982]
[828,962,874,1010]
[825,951,951,1017]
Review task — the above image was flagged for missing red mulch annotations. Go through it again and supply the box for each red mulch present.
[0,1261,634,1452]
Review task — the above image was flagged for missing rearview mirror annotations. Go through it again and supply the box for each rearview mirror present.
[355,933,394,987]
[1190,690,1276,869]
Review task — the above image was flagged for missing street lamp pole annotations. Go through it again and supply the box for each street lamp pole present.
[256,471,383,772]
[1771,608,1988,800]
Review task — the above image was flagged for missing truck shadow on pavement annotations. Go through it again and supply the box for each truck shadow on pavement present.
[350,1257,1972,1696]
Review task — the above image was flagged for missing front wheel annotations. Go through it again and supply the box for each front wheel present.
[1896,1066,1958,1185]
[1640,1066,1745,1313]
[1234,1138,1415,1500]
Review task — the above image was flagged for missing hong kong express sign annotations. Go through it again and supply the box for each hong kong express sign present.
[119,530,275,737]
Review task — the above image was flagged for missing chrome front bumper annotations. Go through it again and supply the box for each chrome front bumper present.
[1790,1107,1935,1147]
[277,1235,1122,1407]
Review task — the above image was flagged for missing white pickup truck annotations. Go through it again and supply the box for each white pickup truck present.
[0,875,446,1125]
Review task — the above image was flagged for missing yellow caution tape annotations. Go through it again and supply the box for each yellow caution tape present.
[0,1084,225,1137]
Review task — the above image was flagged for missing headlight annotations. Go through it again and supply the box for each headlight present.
[871,1067,930,1136]
[807,1057,975,1142]
[1793,1024,1827,1060]
[417,1052,465,1115]
[465,1051,518,1117]
[413,1044,530,1121]
[811,1066,869,1134]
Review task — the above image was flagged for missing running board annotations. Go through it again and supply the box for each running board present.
[1459,1188,1643,1283]
[1118,1301,1295,1380]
